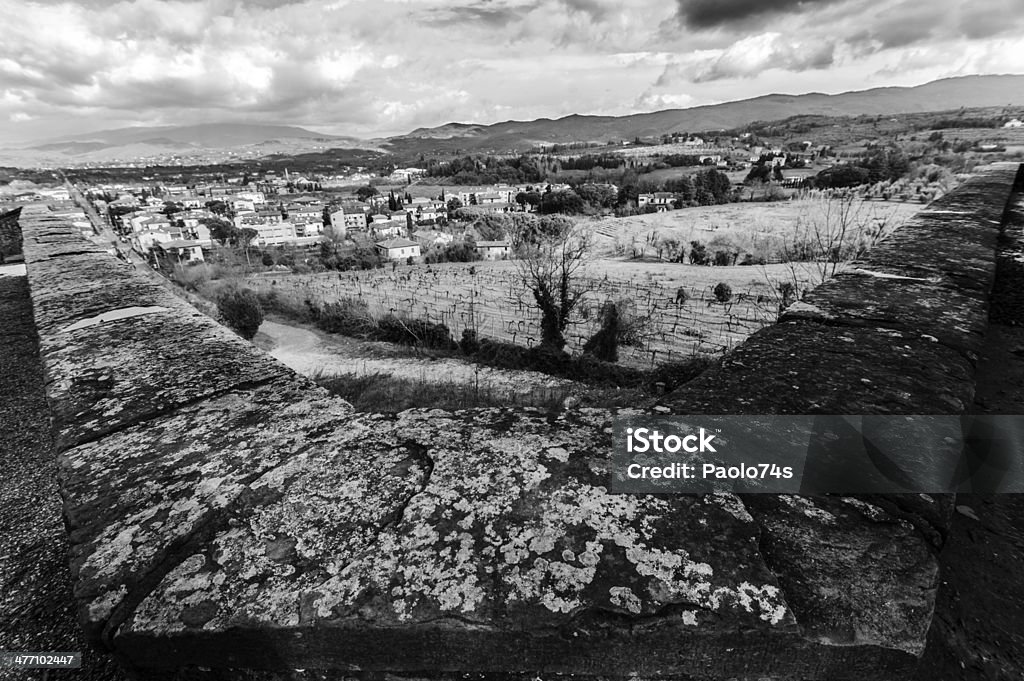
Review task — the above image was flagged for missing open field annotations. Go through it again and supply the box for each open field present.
[585,196,923,263]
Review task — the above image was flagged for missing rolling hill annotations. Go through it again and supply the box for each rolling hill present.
[385,74,1024,153]
[0,123,374,167]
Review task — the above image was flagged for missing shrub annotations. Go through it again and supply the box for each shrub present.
[582,301,620,362]
[713,250,734,266]
[689,240,709,265]
[460,328,481,355]
[713,282,732,303]
[217,286,263,340]
[375,315,454,350]
[316,297,374,336]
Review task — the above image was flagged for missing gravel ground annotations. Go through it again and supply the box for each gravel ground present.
[0,271,124,681]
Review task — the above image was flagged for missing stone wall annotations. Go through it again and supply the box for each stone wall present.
[0,205,23,263]
[15,162,1023,680]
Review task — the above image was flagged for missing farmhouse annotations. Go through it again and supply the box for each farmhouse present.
[375,237,421,260]
[475,240,511,260]
[638,193,673,211]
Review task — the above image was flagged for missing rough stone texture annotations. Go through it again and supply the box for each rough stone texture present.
[1,205,23,262]
[0,263,126,680]
[58,376,353,645]
[19,226,296,450]
[13,164,1024,681]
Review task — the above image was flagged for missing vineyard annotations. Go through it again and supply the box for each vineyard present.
[247,259,811,369]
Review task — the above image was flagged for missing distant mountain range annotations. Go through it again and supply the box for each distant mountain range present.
[3,74,1023,166]
[0,123,369,166]
[39,123,352,148]
[385,74,1024,153]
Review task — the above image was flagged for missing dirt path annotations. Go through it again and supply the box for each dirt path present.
[253,317,581,396]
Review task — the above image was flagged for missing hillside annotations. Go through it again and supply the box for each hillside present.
[385,74,1024,154]
[0,123,374,167]
[36,123,348,147]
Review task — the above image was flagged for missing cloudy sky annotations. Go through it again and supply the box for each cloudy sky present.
[1,0,1023,144]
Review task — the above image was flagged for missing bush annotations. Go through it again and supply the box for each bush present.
[713,250,734,266]
[460,328,481,355]
[375,315,455,350]
[217,286,264,340]
[689,241,709,265]
[315,297,374,336]
[582,301,620,362]
[713,282,732,303]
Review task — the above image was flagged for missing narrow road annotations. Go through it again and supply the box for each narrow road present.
[254,317,580,396]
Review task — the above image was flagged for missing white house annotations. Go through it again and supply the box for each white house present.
[413,230,454,247]
[375,237,421,260]
[131,227,177,253]
[1004,119,1023,128]
[373,223,403,239]
[252,222,298,247]
[638,193,673,211]
[335,206,368,231]
[131,214,173,232]
[158,240,205,263]
[292,217,324,237]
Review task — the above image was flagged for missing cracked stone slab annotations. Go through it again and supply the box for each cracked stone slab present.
[861,226,998,293]
[57,375,354,644]
[110,409,929,677]
[37,306,294,450]
[782,274,989,357]
[742,494,938,654]
[22,237,107,259]
[664,320,975,416]
[26,265,182,338]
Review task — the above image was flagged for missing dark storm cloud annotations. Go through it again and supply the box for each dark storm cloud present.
[422,3,536,28]
[676,0,848,29]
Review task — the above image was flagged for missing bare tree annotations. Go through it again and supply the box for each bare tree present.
[513,224,592,352]
[763,193,904,319]
[777,193,902,287]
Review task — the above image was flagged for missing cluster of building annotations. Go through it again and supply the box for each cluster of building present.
[83,176,524,266]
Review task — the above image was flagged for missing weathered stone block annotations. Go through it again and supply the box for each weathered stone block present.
[57,376,354,643]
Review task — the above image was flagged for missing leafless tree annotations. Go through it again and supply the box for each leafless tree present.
[764,193,904,318]
[513,223,592,352]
